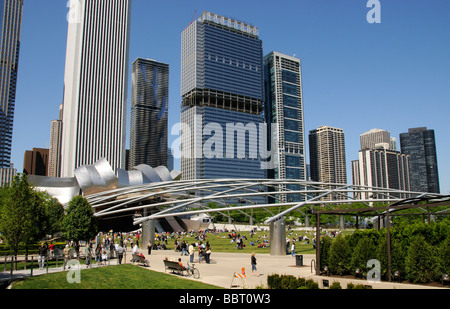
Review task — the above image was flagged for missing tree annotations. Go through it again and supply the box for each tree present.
[38,192,65,238]
[319,235,332,272]
[405,235,437,283]
[329,234,351,275]
[350,236,377,275]
[0,174,44,258]
[376,235,405,280]
[61,195,98,256]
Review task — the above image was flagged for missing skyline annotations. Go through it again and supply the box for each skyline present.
[9,0,450,193]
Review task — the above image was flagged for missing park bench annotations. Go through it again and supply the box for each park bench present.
[163,259,186,275]
[132,254,149,267]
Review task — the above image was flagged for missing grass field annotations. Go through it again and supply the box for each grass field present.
[158,229,318,255]
[10,264,223,289]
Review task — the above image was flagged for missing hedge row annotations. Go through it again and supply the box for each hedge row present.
[267,274,319,289]
[319,221,450,284]
[266,274,372,289]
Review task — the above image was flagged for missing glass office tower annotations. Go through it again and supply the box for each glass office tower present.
[264,52,306,202]
[0,0,23,168]
[180,12,266,184]
[400,127,440,193]
[130,58,168,169]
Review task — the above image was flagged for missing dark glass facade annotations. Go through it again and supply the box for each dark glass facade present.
[130,58,168,168]
[400,127,440,193]
[264,52,306,202]
[0,0,23,168]
[181,12,266,184]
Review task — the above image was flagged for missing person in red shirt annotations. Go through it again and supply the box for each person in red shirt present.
[48,242,55,259]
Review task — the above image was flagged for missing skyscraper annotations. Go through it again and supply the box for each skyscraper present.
[352,147,410,199]
[360,128,397,151]
[309,126,347,200]
[48,104,63,177]
[264,51,306,202]
[180,11,266,183]
[400,127,440,193]
[23,148,49,176]
[61,0,131,177]
[130,58,168,168]
[0,0,23,168]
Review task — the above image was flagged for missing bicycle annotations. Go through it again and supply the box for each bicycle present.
[186,262,200,279]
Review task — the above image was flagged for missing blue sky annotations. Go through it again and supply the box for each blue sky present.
[11,0,450,193]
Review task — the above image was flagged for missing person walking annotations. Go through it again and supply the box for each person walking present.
[188,243,195,263]
[291,241,296,257]
[147,240,152,255]
[85,243,93,268]
[251,252,259,277]
[63,244,71,270]
[117,245,125,265]
[38,243,48,270]
[181,240,187,256]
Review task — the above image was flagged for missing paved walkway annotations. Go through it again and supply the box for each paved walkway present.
[1,248,446,289]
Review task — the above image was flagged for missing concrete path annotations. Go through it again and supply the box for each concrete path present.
[1,248,446,289]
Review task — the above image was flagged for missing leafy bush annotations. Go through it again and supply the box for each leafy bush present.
[320,236,332,272]
[305,279,319,289]
[267,274,318,289]
[437,237,450,276]
[267,274,282,289]
[405,235,437,283]
[281,275,302,289]
[346,282,372,289]
[329,234,351,275]
[330,281,342,289]
[350,236,377,274]
[376,236,405,280]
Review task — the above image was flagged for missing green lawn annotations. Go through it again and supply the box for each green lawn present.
[163,229,318,255]
[11,264,223,289]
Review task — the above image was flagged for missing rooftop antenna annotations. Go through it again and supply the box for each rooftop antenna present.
[184,9,197,31]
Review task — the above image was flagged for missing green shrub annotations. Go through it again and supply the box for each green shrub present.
[350,236,377,274]
[346,282,372,289]
[320,236,332,271]
[437,237,450,276]
[267,274,318,289]
[281,275,302,289]
[305,279,319,289]
[376,236,405,280]
[267,274,282,289]
[330,281,342,289]
[405,235,437,283]
[329,234,351,275]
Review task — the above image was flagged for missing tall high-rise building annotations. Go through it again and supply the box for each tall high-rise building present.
[23,148,49,176]
[309,126,347,200]
[400,127,440,193]
[352,147,410,199]
[61,0,131,177]
[0,163,15,186]
[264,51,306,202]
[180,12,266,183]
[360,128,397,151]
[48,104,63,177]
[0,0,23,168]
[130,58,168,168]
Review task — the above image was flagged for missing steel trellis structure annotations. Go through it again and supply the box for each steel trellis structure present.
[83,178,446,226]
